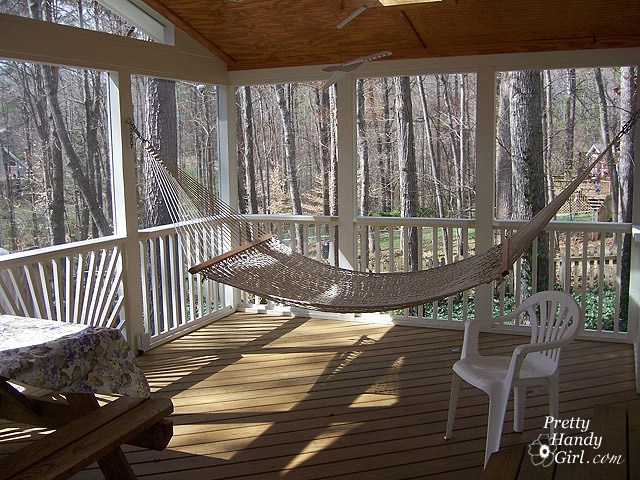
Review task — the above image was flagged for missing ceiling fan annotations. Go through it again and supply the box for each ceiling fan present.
[322,51,392,89]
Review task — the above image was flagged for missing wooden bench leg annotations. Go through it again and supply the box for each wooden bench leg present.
[66,393,137,480]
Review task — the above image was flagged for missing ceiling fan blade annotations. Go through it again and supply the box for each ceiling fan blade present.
[322,51,392,88]
[343,50,392,66]
[322,63,362,73]
[337,5,367,29]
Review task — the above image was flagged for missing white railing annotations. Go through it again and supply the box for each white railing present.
[0,214,631,347]
[495,220,631,340]
[138,221,232,347]
[354,216,632,341]
[0,236,127,331]
[355,216,476,325]
[236,214,339,311]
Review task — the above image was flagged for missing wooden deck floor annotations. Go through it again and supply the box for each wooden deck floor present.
[2,313,639,479]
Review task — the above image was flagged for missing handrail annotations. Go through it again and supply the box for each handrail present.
[0,235,126,269]
[355,216,474,227]
[495,219,631,233]
[242,214,339,224]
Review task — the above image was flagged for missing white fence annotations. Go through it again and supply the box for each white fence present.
[235,215,339,311]
[0,215,632,347]
[0,236,126,331]
[354,217,631,341]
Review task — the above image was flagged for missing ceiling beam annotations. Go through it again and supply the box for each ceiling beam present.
[342,0,441,9]
[398,10,427,49]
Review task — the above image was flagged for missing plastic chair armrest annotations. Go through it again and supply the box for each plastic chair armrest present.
[507,340,565,379]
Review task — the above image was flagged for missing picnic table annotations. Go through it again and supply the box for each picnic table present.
[0,315,173,479]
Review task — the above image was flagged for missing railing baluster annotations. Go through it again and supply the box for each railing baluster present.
[0,269,20,315]
[431,226,438,320]
[531,237,538,294]
[597,238,605,332]
[462,226,469,320]
[52,257,64,323]
[581,231,588,312]
[23,264,44,319]
[614,232,622,334]
[38,261,54,321]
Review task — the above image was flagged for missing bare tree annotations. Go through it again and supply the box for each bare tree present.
[496,72,512,219]
[565,68,577,170]
[618,66,636,328]
[510,70,549,293]
[418,76,450,262]
[274,83,304,248]
[394,76,419,271]
[145,78,177,227]
[594,68,618,221]
[543,70,555,204]
[356,79,373,268]
[317,87,331,215]
[240,86,258,213]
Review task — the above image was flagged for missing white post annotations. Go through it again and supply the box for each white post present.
[630,80,640,393]
[217,84,240,308]
[107,71,146,349]
[474,67,497,320]
[335,76,357,270]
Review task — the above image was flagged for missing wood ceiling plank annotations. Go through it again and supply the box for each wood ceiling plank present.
[151,0,640,70]
[141,0,236,64]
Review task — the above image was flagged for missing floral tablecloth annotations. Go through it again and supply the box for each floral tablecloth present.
[0,315,149,397]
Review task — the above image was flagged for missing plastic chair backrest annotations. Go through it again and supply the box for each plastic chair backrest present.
[522,291,583,367]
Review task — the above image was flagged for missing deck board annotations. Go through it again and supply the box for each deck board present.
[1,312,637,479]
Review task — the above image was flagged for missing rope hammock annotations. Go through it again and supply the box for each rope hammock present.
[128,111,639,314]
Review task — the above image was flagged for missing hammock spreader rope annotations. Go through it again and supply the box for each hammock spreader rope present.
[128,111,639,313]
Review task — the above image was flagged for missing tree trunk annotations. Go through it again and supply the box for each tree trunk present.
[418,76,450,262]
[356,80,371,268]
[42,64,111,236]
[543,70,556,205]
[496,72,513,219]
[510,70,549,294]
[274,83,304,249]
[317,87,331,216]
[594,67,618,221]
[1,147,18,250]
[240,86,258,214]
[565,68,577,171]
[441,75,463,217]
[618,66,636,330]
[394,76,419,271]
[27,0,65,245]
[145,78,178,227]
[236,92,248,215]
[20,102,40,246]
[382,78,393,212]
[458,73,468,217]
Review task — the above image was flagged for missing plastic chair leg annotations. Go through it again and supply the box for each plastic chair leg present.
[444,373,461,440]
[484,390,509,467]
[513,386,525,432]
[549,377,559,435]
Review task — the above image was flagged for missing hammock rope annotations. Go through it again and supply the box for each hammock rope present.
[128,111,639,314]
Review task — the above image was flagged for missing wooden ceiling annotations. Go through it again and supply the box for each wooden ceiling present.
[141,0,640,71]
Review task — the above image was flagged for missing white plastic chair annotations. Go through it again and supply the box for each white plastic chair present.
[444,290,584,467]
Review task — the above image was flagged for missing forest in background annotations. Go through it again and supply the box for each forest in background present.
[0,3,636,267]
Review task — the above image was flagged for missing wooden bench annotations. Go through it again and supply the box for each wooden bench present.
[0,395,173,480]
[481,404,639,479]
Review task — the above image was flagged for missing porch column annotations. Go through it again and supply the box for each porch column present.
[107,71,146,349]
[473,67,498,320]
[631,75,640,393]
[335,76,357,270]
[217,84,240,308]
